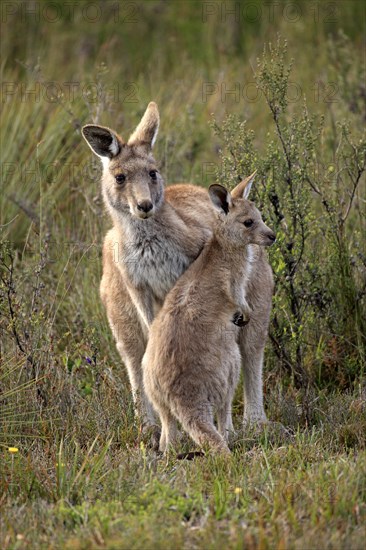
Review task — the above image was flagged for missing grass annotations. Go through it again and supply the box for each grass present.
[1,384,365,548]
[1,1,365,548]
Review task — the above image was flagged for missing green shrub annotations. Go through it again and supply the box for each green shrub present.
[211,37,365,388]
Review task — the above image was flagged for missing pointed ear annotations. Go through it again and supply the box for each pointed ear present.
[231,171,257,200]
[208,184,232,215]
[128,102,160,148]
[82,125,122,159]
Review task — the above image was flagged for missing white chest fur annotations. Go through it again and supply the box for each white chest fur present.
[119,220,190,300]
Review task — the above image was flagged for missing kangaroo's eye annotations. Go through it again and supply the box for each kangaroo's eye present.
[149,170,157,180]
[115,174,126,184]
[244,219,254,227]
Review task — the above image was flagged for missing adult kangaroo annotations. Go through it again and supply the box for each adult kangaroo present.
[82,102,274,433]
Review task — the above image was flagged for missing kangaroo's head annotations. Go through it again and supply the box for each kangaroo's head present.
[82,102,163,221]
[208,173,276,248]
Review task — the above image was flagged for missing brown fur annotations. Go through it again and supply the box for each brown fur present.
[82,103,274,434]
[142,183,276,455]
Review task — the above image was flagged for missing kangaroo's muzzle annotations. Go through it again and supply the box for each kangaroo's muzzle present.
[137,200,153,213]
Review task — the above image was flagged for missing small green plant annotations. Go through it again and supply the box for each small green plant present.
[55,436,113,503]
[211,37,365,389]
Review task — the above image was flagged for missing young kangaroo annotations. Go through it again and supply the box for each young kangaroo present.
[143,181,276,455]
[82,102,274,435]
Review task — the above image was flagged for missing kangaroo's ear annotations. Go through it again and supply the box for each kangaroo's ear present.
[208,184,232,215]
[82,125,122,159]
[128,102,160,148]
[231,171,257,200]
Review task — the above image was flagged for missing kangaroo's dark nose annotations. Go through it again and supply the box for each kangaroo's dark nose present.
[267,232,276,242]
[137,200,153,213]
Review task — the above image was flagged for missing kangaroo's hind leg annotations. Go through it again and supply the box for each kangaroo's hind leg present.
[179,404,231,456]
[217,405,235,443]
[102,258,157,430]
[238,319,269,426]
[217,352,241,444]
[157,404,179,454]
